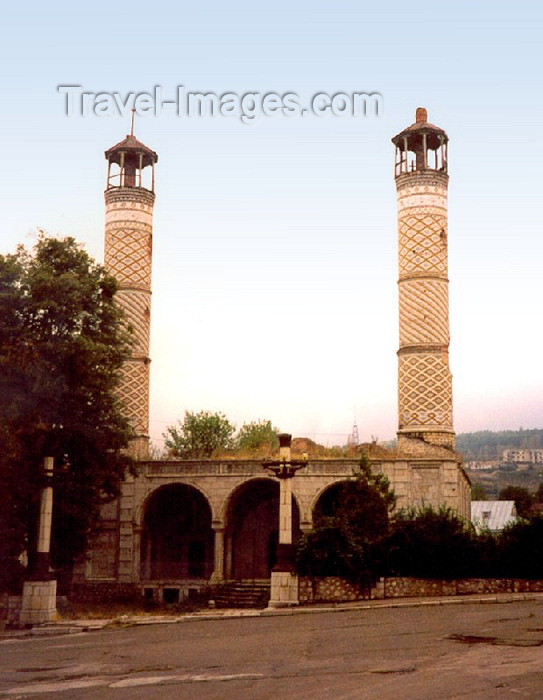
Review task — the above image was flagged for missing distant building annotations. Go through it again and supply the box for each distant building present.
[471,501,517,533]
[502,449,543,465]
[465,461,497,471]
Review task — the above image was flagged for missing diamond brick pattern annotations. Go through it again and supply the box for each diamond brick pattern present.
[117,289,151,356]
[398,209,448,277]
[398,353,453,430]
[396,178,454,447]
[105,225,152,287]
[399,278,449,346]
[120,360,149,435]
[105,194,154,444]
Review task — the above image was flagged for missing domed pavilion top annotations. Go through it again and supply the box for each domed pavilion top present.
[105,134,158,168]
[392,107,448,151]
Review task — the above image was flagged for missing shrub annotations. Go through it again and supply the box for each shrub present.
[384,506,479,579]
[296,525,364,579]
[296,455,395,581]
[497,516,543,579]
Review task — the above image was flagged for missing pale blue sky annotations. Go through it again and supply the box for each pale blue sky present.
[1,1,542,446]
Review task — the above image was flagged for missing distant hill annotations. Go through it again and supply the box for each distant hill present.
[456,429,543,461]
[383,429,543,500]
[469,467,543,500]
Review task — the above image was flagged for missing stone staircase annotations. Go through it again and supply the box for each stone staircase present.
[212,580,271,609]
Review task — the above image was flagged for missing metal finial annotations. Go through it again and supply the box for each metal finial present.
[130,108,136,137]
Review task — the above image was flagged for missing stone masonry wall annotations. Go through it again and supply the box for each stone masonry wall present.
[0,594,22,627]
[70,582,141,604]
[383,577,543,598]
[299,577,371,604]
[298,577,543,604]
[82,456,470,586]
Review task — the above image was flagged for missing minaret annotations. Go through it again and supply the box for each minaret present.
[392,108,455,451]
[104,127,158,459]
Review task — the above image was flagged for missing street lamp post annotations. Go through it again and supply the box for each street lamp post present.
[20,457,57,625]
[263,433,308,607]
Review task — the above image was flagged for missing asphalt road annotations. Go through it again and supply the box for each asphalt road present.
[1,601,543,699]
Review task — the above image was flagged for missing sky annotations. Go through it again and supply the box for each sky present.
[1,1,542,448]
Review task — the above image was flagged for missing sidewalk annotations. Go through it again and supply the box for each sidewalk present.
[3,591,543,640]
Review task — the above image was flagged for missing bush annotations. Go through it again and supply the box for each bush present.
[296,525,364,579]
[164,411,235,458]
[296,456,395,581]
[384,506,480,579]
[473,529,501,578]
[497,516,543,579]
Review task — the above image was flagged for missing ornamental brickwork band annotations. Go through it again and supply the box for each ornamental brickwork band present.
[103,134,158,459]
[392,108,455,450]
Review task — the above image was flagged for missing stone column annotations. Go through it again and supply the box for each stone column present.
[142,533,152,580]
[279,471,292,546]
[20,457,57,625]
[268,434,300,608]
[210,524,225,583]
[225,529,233,580]
[300,520,313,534]
[35,457,54,575]
[117,478,136,582]
[132,524,143,582]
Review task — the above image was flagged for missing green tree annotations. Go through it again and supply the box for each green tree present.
[498,517,543,578]
[164,410,235,458]
[499,486,533,519]
[296,455,396,580]
[0,235,133,591]
[471,482,487,501]
[236,420,279,454]
[385,506,478,579]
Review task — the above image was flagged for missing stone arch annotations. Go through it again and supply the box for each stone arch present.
[219,477,302,523]
[311,479,352,521]
[135,480,216,528]
[140,483,214,581]
[224,478,301,580]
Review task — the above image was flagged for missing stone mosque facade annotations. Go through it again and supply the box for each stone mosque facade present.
[75,109,470,599]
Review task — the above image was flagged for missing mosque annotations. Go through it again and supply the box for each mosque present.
[74,108,470,602]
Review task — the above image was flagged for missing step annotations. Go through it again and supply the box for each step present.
[212,582,271,609]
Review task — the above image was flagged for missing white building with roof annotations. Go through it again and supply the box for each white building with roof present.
[471,501,517,533]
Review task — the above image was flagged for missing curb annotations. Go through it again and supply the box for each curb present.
[4,592,543,638]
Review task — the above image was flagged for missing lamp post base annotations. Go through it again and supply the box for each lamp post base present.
[20,580,57,625]
[267,571,299,608]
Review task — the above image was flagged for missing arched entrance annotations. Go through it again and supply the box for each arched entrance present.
[141,484,214,580]
[313,481,350,521]
[226,479,301,580]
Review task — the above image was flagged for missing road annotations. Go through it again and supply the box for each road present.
[1,601,543,699]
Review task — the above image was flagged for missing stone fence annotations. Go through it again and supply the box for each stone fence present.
[299,577,373,604]
[382,577,543,598]
[4,578,543,626]
[0,594,22,628]
[299,576,543,604]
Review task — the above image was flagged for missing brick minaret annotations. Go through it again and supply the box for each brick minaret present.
[392,108,455,450]
[104,132,158,459]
